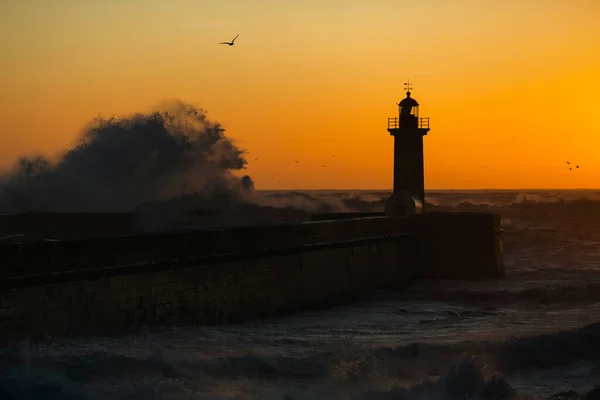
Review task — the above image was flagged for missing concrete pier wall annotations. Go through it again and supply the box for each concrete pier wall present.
[0,230,416,345]
[0,216,407,279]
[0,213,504,346]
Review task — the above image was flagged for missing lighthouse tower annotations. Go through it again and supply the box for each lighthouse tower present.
[385,81,430,216]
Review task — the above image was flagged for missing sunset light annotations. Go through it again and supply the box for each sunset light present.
[1,0,599,189]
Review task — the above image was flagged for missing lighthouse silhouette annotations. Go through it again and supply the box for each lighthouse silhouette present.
[385,81,430,217]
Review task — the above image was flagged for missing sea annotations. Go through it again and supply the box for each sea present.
[2,189,600,400]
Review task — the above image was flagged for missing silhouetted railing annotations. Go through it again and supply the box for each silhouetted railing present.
[387,117,430,130]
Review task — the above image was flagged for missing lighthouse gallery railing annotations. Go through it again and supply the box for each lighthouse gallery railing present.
[387,117,430,130]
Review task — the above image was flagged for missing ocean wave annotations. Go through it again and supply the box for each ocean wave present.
[0,100,254,215]
[249,191,600,225]
[425,191,600,208]
[255,190,600,213]
[3,322,600,398]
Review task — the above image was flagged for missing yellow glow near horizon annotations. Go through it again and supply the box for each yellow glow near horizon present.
[1,0,599,189]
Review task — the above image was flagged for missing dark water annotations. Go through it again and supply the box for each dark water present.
[3,189,600,399]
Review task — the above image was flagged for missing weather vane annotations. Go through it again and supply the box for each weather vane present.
[404,80,413,93]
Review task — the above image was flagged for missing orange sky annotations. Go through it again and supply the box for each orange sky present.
[1,0,599,190]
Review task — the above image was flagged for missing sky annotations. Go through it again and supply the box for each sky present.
[1,0,599,190]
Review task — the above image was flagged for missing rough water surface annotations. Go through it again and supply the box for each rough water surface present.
[2,189,600,399]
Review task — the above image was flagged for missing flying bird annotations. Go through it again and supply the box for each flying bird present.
[294,160,299,164]
[219,34,239,46]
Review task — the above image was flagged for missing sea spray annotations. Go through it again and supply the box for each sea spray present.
[0,100,253,214]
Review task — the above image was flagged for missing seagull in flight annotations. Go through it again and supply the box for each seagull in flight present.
[219,34,239,46]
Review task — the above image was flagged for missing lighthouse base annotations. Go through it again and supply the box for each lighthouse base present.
[385,191,423,217]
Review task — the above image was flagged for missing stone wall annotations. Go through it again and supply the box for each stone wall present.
[0,212,505,346]
[0,233,416,345]
[0,216,407,279]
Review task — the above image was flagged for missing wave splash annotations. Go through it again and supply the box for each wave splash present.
[0,100,254,214]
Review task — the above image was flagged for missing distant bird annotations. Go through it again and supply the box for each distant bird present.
[321,164,327,168]
[576,165,580,168]
[294,160,299,164]
[567,161,570,165]
[569,167,572,171]
[254,158,258,160]
[332,155,335,157]
[219,34,239,46]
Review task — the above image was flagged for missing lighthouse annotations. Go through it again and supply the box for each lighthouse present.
[385,81,430,216]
